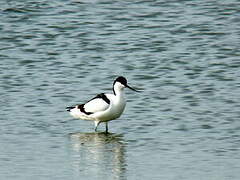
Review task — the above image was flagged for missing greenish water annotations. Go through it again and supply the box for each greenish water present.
[0,0,240,179]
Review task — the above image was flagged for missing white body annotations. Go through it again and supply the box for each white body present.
[69,82,126,123]
[67,76,138,132]
[70,93,126,122]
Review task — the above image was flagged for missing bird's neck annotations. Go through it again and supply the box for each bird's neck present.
[113,86,124,98]
[114,90,125,105]
[115,89,124,97]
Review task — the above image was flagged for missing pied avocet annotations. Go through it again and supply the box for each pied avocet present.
[66,76,138,133]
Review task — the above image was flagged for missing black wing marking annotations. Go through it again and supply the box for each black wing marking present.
[66,93,110,115]
[83,93,110,114]
[66,106,75,112]
[77,104,93,115]
[89,93,110,104]
[66,105,92,115]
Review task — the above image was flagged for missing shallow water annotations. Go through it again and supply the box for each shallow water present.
[1,0,240,179]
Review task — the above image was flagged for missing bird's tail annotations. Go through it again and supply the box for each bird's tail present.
[66,106,75,112]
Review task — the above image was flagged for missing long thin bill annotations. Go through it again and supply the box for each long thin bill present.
[126,84,140,92]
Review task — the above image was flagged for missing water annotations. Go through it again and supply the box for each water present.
[0,0,240,179]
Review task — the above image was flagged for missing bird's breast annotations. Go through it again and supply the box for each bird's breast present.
[93,94,126,121]
[110,98,126,118]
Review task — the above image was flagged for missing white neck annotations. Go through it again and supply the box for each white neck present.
[113,82,125,96]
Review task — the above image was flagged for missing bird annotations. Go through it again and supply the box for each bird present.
[66,76,139,133]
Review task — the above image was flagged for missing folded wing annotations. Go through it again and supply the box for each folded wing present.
[83,93,110,114]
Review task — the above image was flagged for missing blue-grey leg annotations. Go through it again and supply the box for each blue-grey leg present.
[94,121,100,132]
[105,122,108,133]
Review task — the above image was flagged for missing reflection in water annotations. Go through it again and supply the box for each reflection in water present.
[69,132,126,180]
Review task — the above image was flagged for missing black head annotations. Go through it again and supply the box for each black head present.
[114,76,127,86]
[113,76,139,93]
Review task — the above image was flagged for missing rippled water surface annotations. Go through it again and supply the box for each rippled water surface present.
[1,0,240,179]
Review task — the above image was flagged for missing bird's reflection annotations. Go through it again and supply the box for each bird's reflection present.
[69,132,126,180]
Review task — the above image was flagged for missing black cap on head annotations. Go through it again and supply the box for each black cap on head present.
[114,76,127,86]
[114,76,139,92]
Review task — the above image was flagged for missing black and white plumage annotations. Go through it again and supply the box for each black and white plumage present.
[66,76,138,133]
